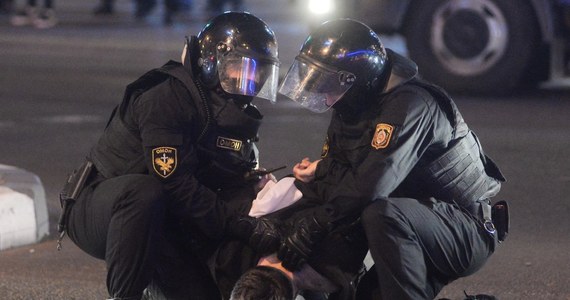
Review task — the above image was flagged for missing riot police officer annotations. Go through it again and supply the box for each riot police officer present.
[59,12,281,300]
[278,19,507,299]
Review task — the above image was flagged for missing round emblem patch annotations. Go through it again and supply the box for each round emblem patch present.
[371,123,394,150]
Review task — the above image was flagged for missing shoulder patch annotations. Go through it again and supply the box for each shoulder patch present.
[152,147,177,178]
[371,123,394,150]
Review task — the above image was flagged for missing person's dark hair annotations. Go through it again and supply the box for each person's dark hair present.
[230,266,295,300]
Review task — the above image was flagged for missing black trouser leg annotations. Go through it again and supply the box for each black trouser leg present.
[361,197,496,300]
[149,225,221,299]
[164,0,179,13]
[67,174,167,299]
[135,0,156,18]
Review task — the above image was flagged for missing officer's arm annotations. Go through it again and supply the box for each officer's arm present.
[278,87,444,271]
[133,80,281,254]
[133,79,231,238]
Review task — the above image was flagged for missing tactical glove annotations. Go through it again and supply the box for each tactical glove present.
[230,215,282,255]
[277,216,329,271]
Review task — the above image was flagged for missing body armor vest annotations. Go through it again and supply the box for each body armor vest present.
[194,92,262,190]
[89,61,261,187]
[410,80,506,216]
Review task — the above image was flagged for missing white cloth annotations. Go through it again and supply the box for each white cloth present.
[248,177,303,217]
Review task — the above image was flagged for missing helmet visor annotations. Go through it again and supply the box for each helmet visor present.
[278,58,355,113]
[218,52,279,103]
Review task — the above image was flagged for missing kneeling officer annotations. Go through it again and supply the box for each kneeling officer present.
[58,12,282,300]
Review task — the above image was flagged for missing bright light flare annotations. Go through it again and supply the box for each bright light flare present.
[308,0,335,15]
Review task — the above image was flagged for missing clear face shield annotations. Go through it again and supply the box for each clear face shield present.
[218,51,280,103]
[278,57,355,113]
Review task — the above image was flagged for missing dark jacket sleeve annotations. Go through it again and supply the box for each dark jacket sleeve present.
[131,78,232,238]
[312,85,447,223]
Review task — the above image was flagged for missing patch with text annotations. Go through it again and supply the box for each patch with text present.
[216,136,243,152]
[152,147,177,178]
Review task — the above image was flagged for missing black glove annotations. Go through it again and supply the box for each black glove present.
[229,215,282,255]
[277,216,329,271]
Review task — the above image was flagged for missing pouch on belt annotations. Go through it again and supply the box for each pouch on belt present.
[491,200,509,242]
[57,160,94,249]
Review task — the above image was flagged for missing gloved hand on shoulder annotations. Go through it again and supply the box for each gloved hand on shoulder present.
[228,215,282,256]
[277,215,330,271]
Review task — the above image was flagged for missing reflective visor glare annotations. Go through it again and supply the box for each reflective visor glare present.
[278,59,353,113]
[219,56,279,102]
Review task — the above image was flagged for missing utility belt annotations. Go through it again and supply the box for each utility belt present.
[57,160,95,250]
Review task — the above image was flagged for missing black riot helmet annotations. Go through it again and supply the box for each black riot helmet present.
[279,19,388,113]
[195,12,280,103]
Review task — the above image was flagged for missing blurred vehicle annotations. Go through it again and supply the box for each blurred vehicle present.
[300,0,570,94]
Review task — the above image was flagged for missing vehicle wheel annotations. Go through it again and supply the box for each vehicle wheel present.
[403,0,540,95]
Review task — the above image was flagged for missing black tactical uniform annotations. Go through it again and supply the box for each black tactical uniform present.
[60,12,281,300]
[278,19,507,300]
[66,60,261,299]
[324,75,505,299]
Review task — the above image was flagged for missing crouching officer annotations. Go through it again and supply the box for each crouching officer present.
[58,12,282,300]
[277,19,509,300]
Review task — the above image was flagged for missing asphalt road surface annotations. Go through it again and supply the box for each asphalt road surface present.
[1,0,569,299]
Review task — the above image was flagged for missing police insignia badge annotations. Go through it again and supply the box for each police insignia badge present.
[371,123,394,149]
[152,147,177,178]
[321,136,330,158]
